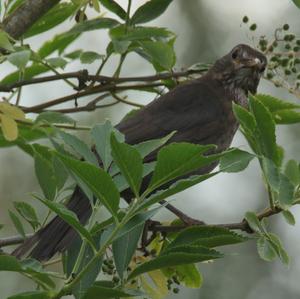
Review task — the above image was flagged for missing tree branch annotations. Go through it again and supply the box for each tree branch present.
[2,0,61,39]
[148,206,283,234]
[22,82,164,113]
[0,69,205,92]
[0,233,33,247]
[0,207,283,249]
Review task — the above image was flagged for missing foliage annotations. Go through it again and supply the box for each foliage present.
[0,1,300,299]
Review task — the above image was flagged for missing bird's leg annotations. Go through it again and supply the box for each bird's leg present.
[160,200,205,226]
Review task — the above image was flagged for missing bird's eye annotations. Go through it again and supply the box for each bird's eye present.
[231,49,239,59]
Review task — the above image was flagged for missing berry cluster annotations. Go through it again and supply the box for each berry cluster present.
[242,16,300,92]
[102,257,120,285]
[167,274,181,294]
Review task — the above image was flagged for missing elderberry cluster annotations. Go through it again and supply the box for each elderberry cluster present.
[242,16,300,91]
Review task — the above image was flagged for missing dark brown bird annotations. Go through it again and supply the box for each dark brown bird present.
[13,44,267,261]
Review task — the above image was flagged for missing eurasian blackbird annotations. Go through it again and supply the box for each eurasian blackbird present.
[13,44,267,261]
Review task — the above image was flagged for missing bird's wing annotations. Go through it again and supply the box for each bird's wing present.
[116,77,227,147]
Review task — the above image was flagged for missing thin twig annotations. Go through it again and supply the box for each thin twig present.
[0,69,204,92]
[111,92,144,108]
[22,82,163,113]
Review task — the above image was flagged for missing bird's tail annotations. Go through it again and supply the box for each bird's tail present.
[12,186,92,261]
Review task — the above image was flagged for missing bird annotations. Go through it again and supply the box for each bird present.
[12,44,267,261]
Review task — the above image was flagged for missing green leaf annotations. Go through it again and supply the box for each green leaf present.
[53,157,69,190]
[98,0,126,20]
[57,153,120,219]
[262,157,280,192]
[24,3,79,38]
[282,210,296,225]
[138,172,217,212]
[46,57,68,69]
[284,159,300,186]
[34,152,57,201]
[82,282,143,298]
[9,210,25,237]
[65,235,102,299]
[232,102,256,133]
[220,148,255,173]
[133,131,175,158]
[244,211,264,233]
[292,0,300,9]
[13,201,39,230]
[175,264,202,288]
[166,226,247,250]
[255,94,300,112]
[257,236,277,261]
[34,196,96,250]
[35,111,75,125]
[111,39,131,54]
[139,40,175,70]
[112,224,143,279]
[249,95,278,164]
[0,256,55,288]
[131,0,173,24]
[59,131,98,166]
[38,32,80,58]
[7,291,52,299]
[111,134,143,197]
[148,143,217,193]
[80,51,103,64]
[64,49,83,60]
[128,246,222,280]
[115,207,161,240]
[278,173,295,209]
[0,125,51,148]
[268,233,290,265]
[7,50,31,69]
[110,25,173,42]
[0,255,22,271]
[0,30,14,52]
[1,64,49,85]
[91,121,124,171]
[65,17,119,36]
[273,109,300,124]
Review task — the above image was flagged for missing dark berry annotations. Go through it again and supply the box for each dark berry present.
[250,24,257,31]
[283,24,290,31]
[242,16,249,23]
[173,287,180,294]
[280,58,289,66]
[285,44,291,50]
[285,69,291,75]
[113,276,120,283]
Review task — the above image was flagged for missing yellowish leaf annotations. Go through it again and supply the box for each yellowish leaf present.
[140,276,161,299]
[0,102,25,120]
[148,270,168,297]
[0,114,18,141]
[92,0,100,12]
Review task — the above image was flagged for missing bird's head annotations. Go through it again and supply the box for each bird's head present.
[210,44,267,94]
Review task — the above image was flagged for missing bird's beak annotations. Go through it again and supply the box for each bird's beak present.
[244,57,266,72]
